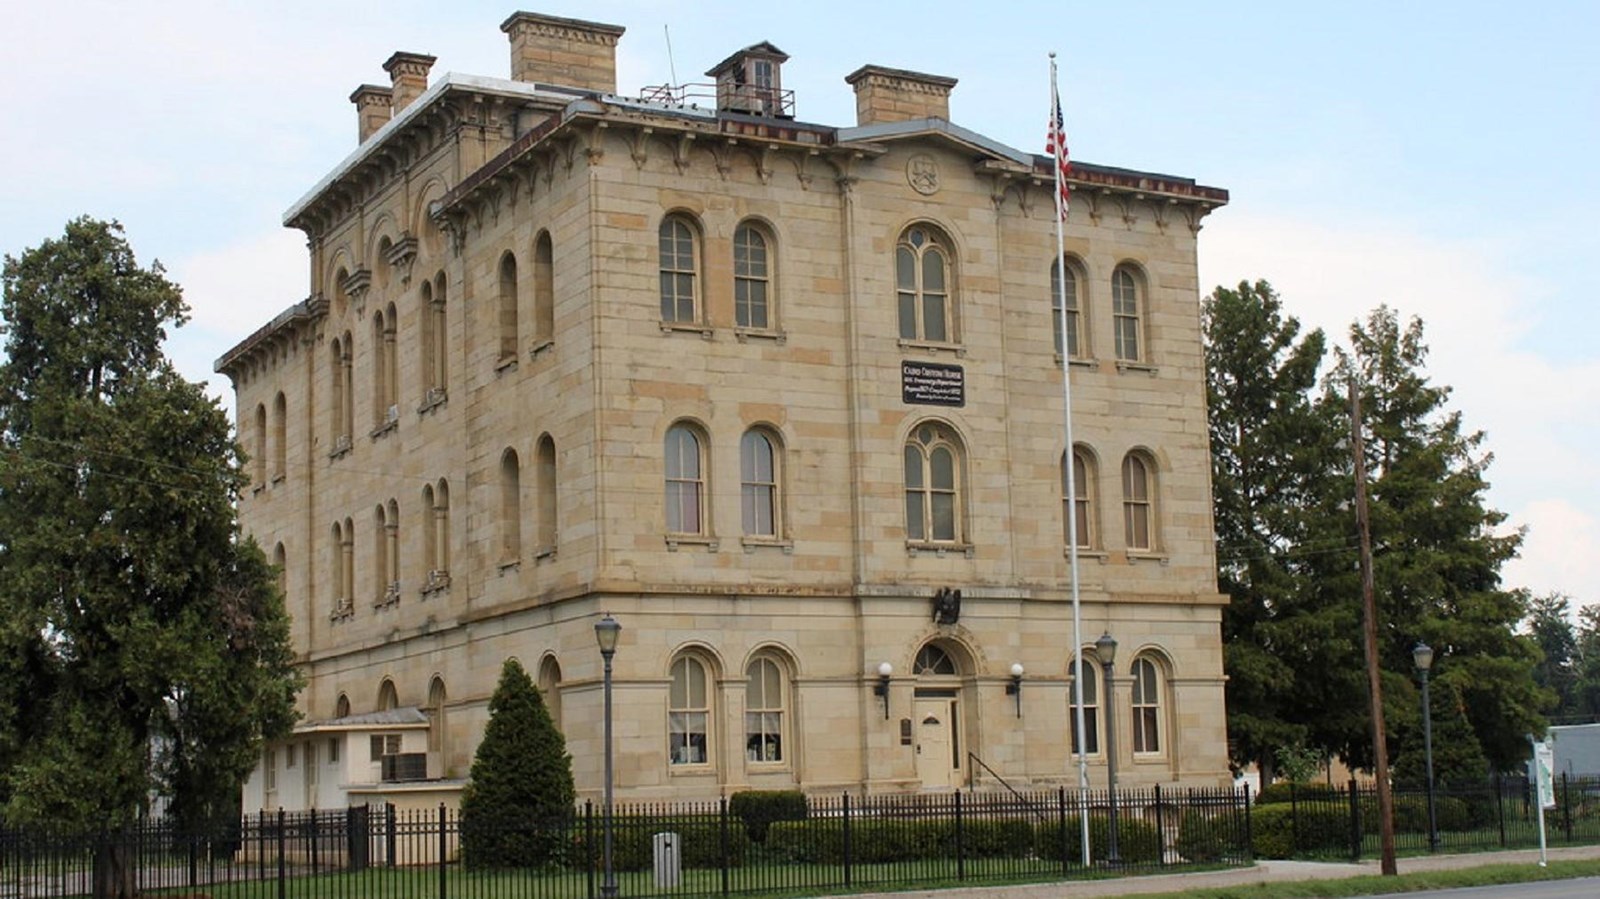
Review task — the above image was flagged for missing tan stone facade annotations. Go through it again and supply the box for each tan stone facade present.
[222,10,1230,810]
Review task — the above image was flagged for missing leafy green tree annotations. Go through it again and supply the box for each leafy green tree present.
[460,658,575,868]
[1203,280,1339,778]
[0,219,300,852]
[1571,604,1600,719]
[1324,306,1545,772]
[1527,592,1580,719]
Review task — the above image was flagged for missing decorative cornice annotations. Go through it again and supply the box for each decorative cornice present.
[844,64,958,96]
[499,11,624,45]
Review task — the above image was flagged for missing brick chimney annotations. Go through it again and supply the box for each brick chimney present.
[500,11,625,92]
[383,51,437,113]
[844,65,957,126]
[350,84,393,143]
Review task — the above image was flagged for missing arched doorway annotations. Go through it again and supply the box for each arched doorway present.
[912,640,970,790]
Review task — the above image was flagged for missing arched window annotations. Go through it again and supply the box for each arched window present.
[500,449,522,563]
[665,424,705,535]
[253,404,267,484]
[330,522,344,610]
[745,655,788,764]
[377,679,398,712]
[384,499,399,597]
[330,333,354,448]
[329,337,345,440]
[342,516,354,605]
[373,503,394,604]
[1112,266,1143,362]
[669,654,711,766]
[498,252,519,362]
[734,223,772,329]
[659,216,699,323]
[421,484,437,574]
[1069,657,1101,756]
[1051,258,1082,357]
[536,434,557,552]
[427,677,448,777]
[1063,447,1095,549]
[272,542,287,602]
[335,693,351,719]
[1122,452,1156,551]
[419,272,448,400]
[371,310,387,426]
[433,479,451,576]
[1131,656,1164,754]
[533,232,555,344]
[896,225,953,342]
[272,392,287,480]
[740,429,780,538]
[904,422,964,543]
[914,644,958,676]
[537,656,563,734]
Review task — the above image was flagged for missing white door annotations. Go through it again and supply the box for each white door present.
[915,698,956,789]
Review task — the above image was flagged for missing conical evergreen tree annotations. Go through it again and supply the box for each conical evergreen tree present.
[459,658,575,868]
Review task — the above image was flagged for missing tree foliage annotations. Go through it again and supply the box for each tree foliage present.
[1206,284,1548,779]
[460,658,575,868]
[0,218,300,833]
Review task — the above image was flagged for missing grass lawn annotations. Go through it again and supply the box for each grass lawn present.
[1114,860,1600,899]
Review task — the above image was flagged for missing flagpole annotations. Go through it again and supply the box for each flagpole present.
[1051,52,1092,869]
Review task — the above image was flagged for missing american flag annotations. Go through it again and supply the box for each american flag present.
[1046,87,1071,220]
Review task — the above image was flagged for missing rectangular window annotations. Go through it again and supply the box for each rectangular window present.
[669,713,708,765]
[328,737,341,764]
[264,750,277,792]
[369,733,401,761]
[286,744,297,768]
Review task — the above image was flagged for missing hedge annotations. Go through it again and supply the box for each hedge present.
[769,814,1158,866]
[1035,815,1161,864]
[1249,802,1348,859]
[728,790,808,844]
[576,814,749,871]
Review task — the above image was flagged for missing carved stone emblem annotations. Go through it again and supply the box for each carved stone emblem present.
[907,154,940,196]
[931,587,962,625]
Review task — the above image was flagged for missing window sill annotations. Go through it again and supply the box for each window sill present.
[745,760,791,771]
[734,327,786,344]
[741,536,794,555]
[906,540,976,559]
[1064,548,1110,563]
[897,338,966,358]
[666,534,719,553]
[497,559,521,575]
[271,473,287,486]
[329,603,354,623]
[534,545,557,563]
[1054,354,1098,369]
[667,763,716,776]
[421,570,451,596]
[1115,360,1158,376]
[417,388,447,416]
[329,435,353,460]
[494,355,519,375]
[528,338,555,360]
[252,483,267,495]
[369,418,398,441]
[372,587,401,610]
[1127,551,1170,565]
[661,321,715,339]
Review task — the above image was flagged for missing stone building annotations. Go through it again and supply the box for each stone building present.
[223,10,1230,811]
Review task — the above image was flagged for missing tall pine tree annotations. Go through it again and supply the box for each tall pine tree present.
[460,658,575,868]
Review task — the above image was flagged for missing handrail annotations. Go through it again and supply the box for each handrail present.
[966,752,1050,822]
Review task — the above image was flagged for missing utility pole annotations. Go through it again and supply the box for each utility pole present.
[1351,378,1397,876]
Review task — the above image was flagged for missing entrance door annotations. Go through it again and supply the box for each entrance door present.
[914,698,957,790]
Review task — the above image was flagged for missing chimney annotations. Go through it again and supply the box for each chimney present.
[350,84,393,143]
[383,51,437,113]
[500,11,625,93]
[844,65,957,126]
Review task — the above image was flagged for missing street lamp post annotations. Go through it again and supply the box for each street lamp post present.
[1096,631,1120,865]
[595,614,622,898]
[1413,641,1438,852]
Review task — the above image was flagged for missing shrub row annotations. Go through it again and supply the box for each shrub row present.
[573,814,750,871]
[728,790,808,844]
[767,814,1162,865]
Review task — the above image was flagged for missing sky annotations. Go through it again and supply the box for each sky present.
[3,1,1596,606]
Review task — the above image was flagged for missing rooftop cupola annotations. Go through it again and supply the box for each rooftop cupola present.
[705,42,792,117]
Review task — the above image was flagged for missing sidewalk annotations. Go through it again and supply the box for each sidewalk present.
[831,845,1600,899]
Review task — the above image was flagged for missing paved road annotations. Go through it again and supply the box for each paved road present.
[1369,876,1600,898]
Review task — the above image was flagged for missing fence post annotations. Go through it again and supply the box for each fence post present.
[1348,779,1361,862]
[257,809,266,882]
[1243,783,1254,863]
[188,829,198,890]
[1058,787,1069,875]
[585,800,596,899]
[1290,782,1299,856]
[1562,772,1573,842]
[1153,784,1165,866]
[720,796,731,896]
[386,803,398,868]
[842,793,853,888]
[954,790,965,881]
[1494,773,1506,847]
[436,803,446,899]
[276,808,287,899]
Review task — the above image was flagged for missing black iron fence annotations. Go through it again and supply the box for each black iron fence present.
[1251,774,1600,860]
[0,786,1249,899]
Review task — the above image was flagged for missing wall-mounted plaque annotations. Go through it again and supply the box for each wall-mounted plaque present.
[902,361,965,407]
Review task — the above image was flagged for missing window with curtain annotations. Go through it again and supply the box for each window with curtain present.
[1132,656,1163,754]
[669,655,710,766]
[745,656,786,763]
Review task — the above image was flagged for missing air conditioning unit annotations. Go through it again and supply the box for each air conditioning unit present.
[380,752,428,782]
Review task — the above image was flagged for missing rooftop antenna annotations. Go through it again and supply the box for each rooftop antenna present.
[664,24,680,86]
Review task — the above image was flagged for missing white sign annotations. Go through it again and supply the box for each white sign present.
[1535,740,1557,810]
